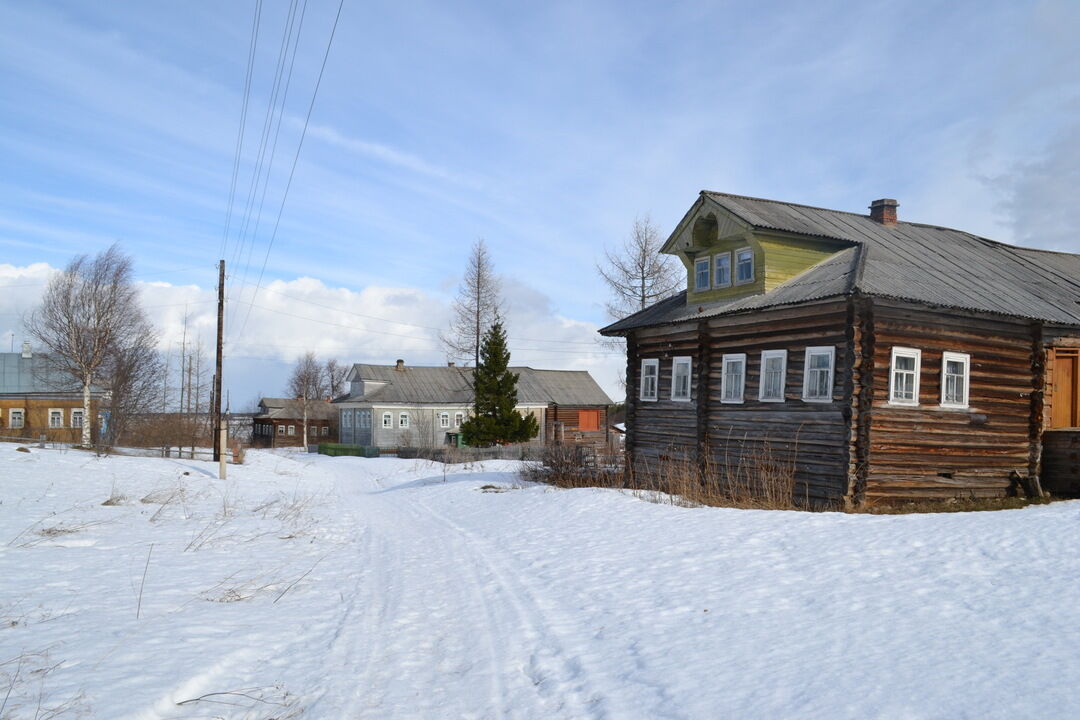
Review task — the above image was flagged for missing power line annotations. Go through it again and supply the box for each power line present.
[227,0,304,281]
[230,0,310,328]
[235,0,345,341]
[219,0,263,260]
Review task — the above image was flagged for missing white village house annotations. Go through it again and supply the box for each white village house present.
[334,360,612,449]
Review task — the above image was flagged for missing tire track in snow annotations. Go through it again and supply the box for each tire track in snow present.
[400,486,616,719]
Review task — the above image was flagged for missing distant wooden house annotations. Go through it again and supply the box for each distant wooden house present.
[0,343,106,443]
[334,360,612,450]
[600,192,1080,506]
[251,397,336,447]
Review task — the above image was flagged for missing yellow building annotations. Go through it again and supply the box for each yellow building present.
[0,344,105,444]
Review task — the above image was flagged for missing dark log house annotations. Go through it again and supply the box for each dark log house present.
[600,192,1080,506]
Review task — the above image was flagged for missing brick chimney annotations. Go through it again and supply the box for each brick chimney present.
[395,359,405,371]
[869,198,899,226]
[447,361,455,367]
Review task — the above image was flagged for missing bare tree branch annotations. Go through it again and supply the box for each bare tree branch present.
[287,352,327,446]
[440,238,502,367]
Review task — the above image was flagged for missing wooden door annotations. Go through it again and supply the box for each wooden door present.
[1051,349,1080,428]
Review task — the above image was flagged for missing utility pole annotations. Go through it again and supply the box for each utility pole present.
[213,259,225,463]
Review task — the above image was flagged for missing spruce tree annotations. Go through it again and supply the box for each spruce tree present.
[460,321,540,446]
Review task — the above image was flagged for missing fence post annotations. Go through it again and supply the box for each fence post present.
[38,434,46,449]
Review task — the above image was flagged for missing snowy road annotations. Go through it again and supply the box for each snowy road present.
[2,446,1080,719]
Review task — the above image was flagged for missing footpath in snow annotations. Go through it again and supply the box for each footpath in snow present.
[1,443,1078,719]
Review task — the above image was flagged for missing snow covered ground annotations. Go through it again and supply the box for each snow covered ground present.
[1,444,1078,719]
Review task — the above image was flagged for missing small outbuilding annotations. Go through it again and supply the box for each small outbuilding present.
[251,397,337,447]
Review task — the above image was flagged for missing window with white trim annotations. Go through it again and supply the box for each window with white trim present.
[399,412,409,428]
[941,351,970,409]
[71,409,84,428]
[277,424,285,435]
[49,409,64,428]
[720,353,746,403]
[287,425,296,436]
[671,357,692,401]
[759,349,788,402]
[454,412,464,427]
[694,257,711,291]
[802,346,836,402]
[321,426,329,436]
[9,409,25,429]
[359,410,371,428]
[382,412,392,428]
[439,412,450,428]
[639,359,659,401]
[714,252,731,288]
[889,347,922,405]
[342,411,353,428]
[735,248,754,284]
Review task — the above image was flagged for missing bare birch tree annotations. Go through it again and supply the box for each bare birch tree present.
[324,358,348,398]
[25,244,158,447]
[288,351,327,446]
[597,216,682,322]
[441,239,502,367]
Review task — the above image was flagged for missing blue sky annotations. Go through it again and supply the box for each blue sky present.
[1,0,1079,404]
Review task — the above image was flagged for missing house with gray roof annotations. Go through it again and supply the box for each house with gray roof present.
[600,191,1080,506]
[334,360,612,449]
[252,397,337,447]
[0,343,107,442]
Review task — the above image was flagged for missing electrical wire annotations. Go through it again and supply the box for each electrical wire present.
[234,0,345,341]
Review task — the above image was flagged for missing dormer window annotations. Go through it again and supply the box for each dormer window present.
[714,252,731,288]
[694,257,710,292]
[735,248,754,284]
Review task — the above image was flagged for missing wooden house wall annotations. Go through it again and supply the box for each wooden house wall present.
[625,322,701,464]
[625,300,852,505]
[545,404,610,449]
[863,300,1035,501]
[0,396,101,443]
[703,300,851,505]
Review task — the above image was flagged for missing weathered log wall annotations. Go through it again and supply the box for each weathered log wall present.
[703,300,851,505]
[626,300,852,505]
[864,300,1034,500]
[627,322,700,463]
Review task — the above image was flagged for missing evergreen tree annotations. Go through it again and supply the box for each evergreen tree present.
[460,321,539,446]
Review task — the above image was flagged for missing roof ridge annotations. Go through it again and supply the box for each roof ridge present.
[702,190,872,220]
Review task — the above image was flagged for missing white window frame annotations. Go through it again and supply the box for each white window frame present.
[454,412,464,428]
[277,424,285,435]
[9,408,25,429]
[287,425,296,436]
[342,411,353,429]
[321,426,329,436]
[382,412,392,428]
[720,353,747,404]
[802,346,836,403]
[359,410,371,428]
[670,356,692,402]
[694,257,711,292]
[439,412,450,428]
[70,409,85,428]
[888,347,922,406]
[399,412,409,428]
[940,351,971,409]
[713,252,732,289]
[639,359,659,402]
[734,247,754,285]
[758,349,788,403]
[49,408,64,428]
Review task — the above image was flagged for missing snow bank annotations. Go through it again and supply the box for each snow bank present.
[1,443,1077,718]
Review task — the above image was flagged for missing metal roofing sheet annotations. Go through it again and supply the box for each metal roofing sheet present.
[603,192,1080,333]
[337,364,612,406]
[0,352,98,395]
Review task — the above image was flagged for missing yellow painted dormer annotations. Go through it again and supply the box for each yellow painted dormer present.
[664,196,847,304]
